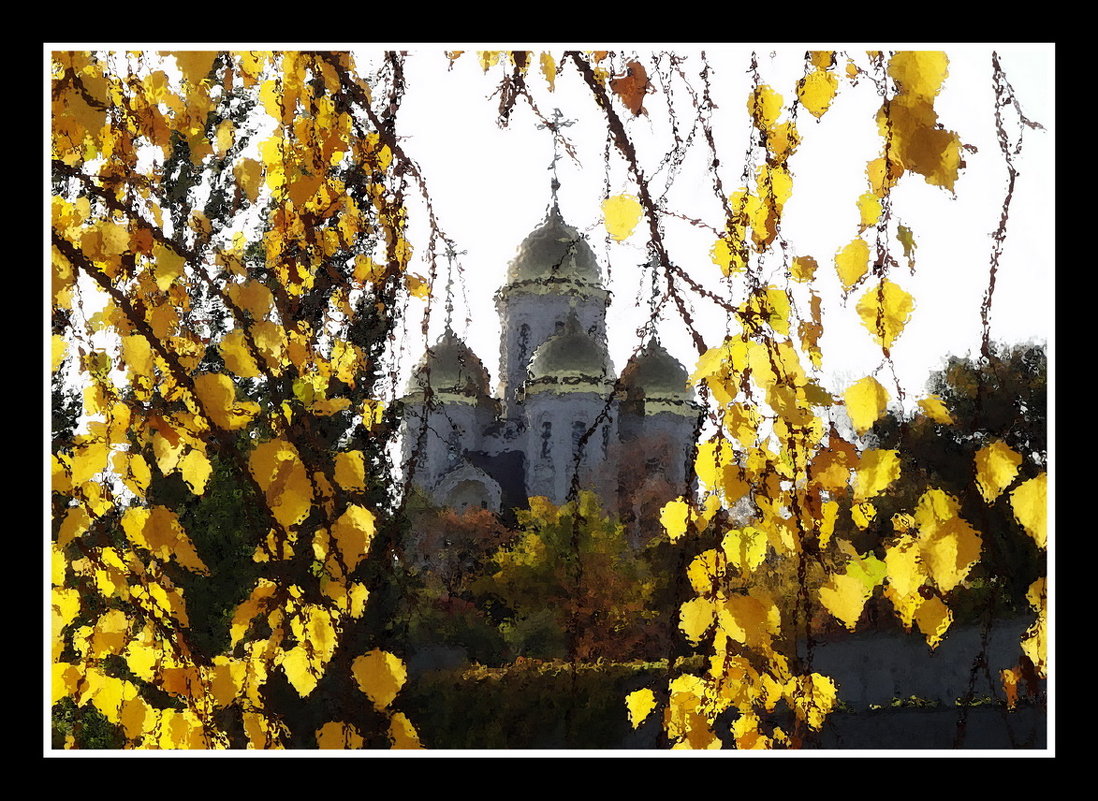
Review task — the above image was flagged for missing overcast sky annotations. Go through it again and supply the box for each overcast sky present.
[379,45,1053,412]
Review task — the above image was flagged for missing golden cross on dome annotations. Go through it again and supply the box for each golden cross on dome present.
[536,108,576,205]
[442,240,467,329]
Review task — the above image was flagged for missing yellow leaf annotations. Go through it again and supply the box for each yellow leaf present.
[152,243,186,292]
[52,334,69,372]
[309,397,352,416]
[405,273,430,299]
[214,120,234,155]
[626,688,658,729]
[718,590,779,647]
[248,439,314,530]
[57,507,91,549]
[178,448,212,495]
[883,531,922,586]
[878,94,964,191]
[851,502,876,529]
[798,69,838,118]
[281,645,320,697]
[818,500,839,548]
[914,595,953,648]
[219,330,261,379]
[679,597,715,644]
[352,650,407,710]
[192,372,259,430]
[867,156,904,197]
[686,549,727,596]
[1010,473,1047,549]
[330,504,376,573]
[602,194,643,242]
[888,51,950,99]
[334,450,366,493]
[769,121,800,163]
[173,51,218,86]
[856,191,882,230]
[695,439,736,489]
[317,720,364,749]
[834,236,869,291]
[790,255,817,282]
[913,487,961,535]
[660,497,690,542]
[747,84,784,130]
[388,712,422,749]
[234,159,264,203]
[844,375,889,434]
[722,527,767,574]
[819,572,871,630]
[230,579,277,647]
[856,279,915,349]
[897,224,917,269]
[251,321,288,370]
[920,517,981,593]
[918,395,953,424]
[540,52,557,91]
[305,605,338,665]
[478,51,501,71]
[974,440,1023,503]
[71,439,110,485]
[791,673,838,731]
[1022,578,1046,678]
[853,449,901,502]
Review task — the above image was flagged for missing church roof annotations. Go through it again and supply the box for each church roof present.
[620,339,691,400]
[407,327,493,403]
[526,312,613,393]
[505,204,603,287]
[619,339,698,415]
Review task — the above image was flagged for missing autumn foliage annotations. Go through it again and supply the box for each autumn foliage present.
[52,50,423,749]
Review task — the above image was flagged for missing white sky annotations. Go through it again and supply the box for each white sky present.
[377,45,1053,410]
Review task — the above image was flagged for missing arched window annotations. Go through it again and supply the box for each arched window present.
[518,323,530,366]
[601,424,610,458]
[572,420,586,459]
[540,421,552,459]
[447,428,462,465]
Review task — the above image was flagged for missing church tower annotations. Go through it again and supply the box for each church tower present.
[400,327,504,512]
[494,201,611,420]
[400,151,699,518]
[523,311,617,506]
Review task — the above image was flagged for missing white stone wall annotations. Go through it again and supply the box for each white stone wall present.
[523,391,617,506]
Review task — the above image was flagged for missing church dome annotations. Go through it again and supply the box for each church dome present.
[408,328,492,401]
[505,205,603,286]
[620,339,692,402]
[526,313,612,390]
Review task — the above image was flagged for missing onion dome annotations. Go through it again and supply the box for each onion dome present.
[619,339,697,415]
[505,204,603,287]
[526,312,614,393]
[406,327,493,404]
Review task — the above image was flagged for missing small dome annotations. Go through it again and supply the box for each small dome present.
[527,313,612,387]
[620,339,693,403]
[409,328,492,399]
[506,205,602,286]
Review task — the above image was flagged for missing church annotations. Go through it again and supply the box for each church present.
[400,197,701,525]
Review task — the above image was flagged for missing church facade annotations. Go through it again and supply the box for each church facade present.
[400,201,700,522]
